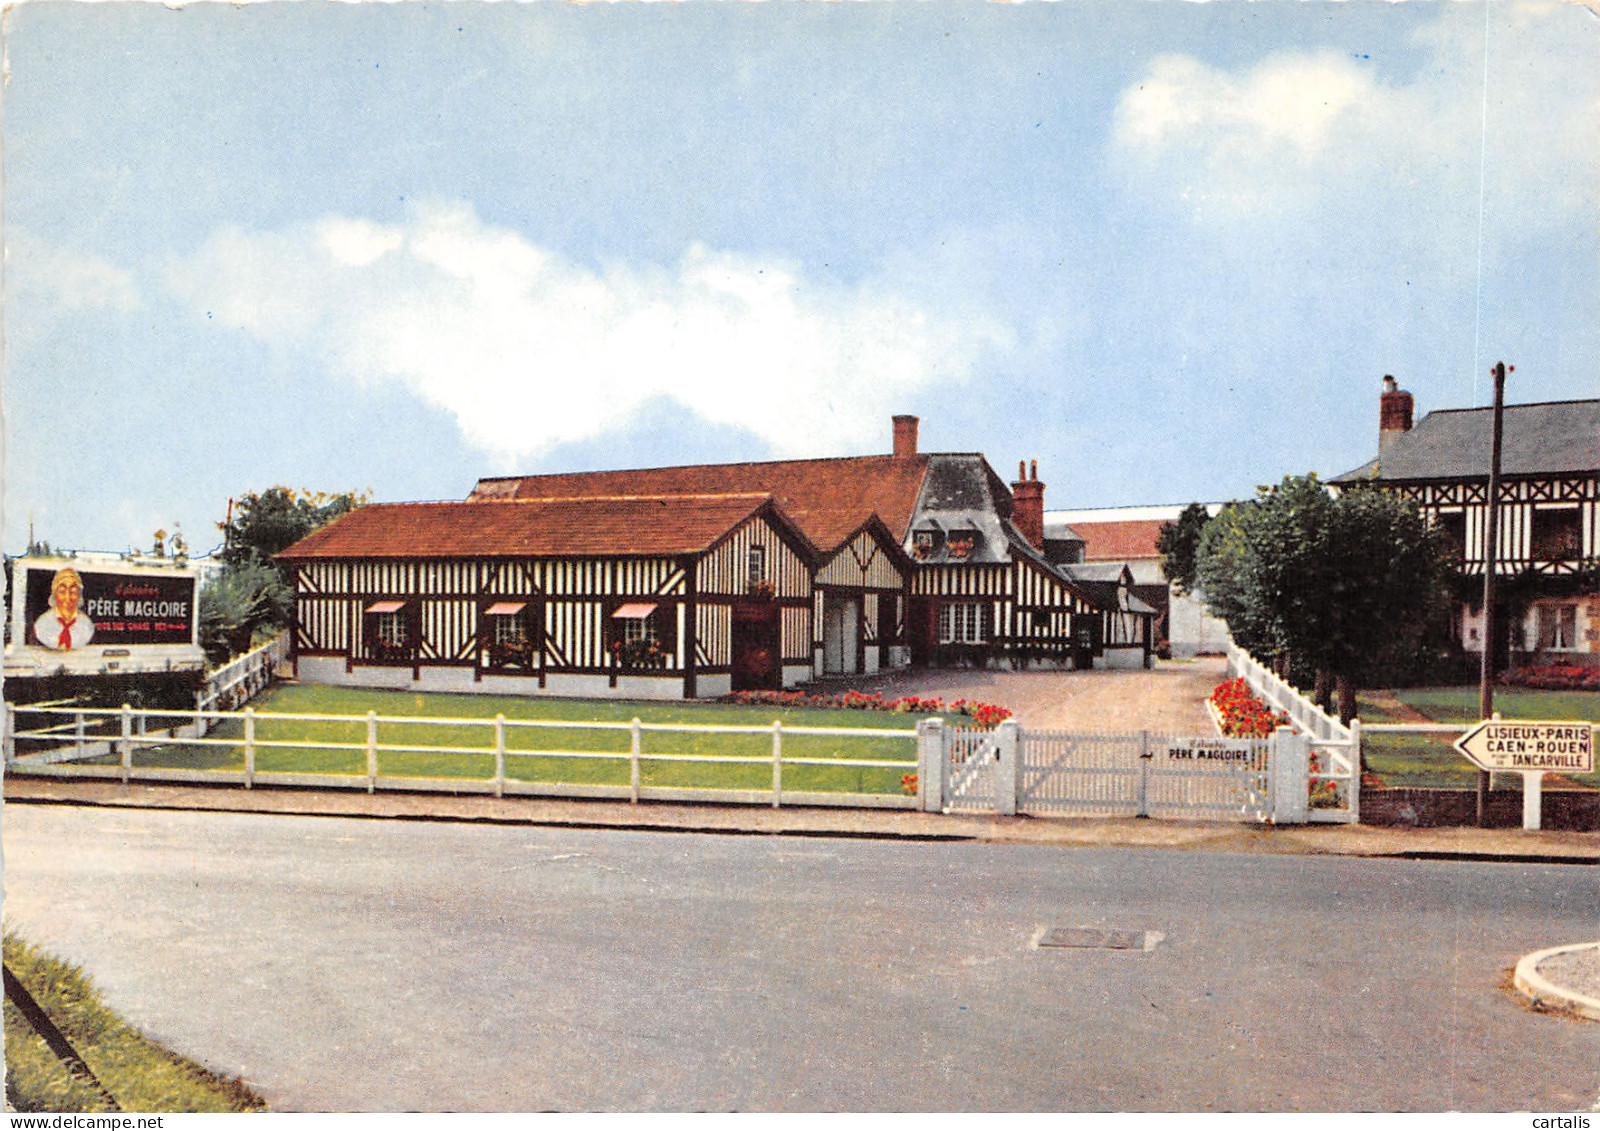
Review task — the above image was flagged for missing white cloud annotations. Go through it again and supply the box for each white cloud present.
[164,203,1009,463]
[1117,52,1374,160]
[6,230,141,313]
[1110,5,1598,229]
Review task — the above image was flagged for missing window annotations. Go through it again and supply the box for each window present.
[748,545,767,584]
[1435,511,1468,558]
[939,601,986,644]
[1531,507,1582,561]
[375,611,407,648]
[1537,603,1579,651]
[610,602,667,668]
[365,599,412,659]
[622,616,657,646]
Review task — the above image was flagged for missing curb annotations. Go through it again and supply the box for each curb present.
[1513,942,1600,1021]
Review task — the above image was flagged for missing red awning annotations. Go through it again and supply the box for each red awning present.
[611,602,658,619]
[484,602,527,616]
[366,600,406,614]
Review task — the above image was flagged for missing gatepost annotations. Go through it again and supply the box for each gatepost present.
[1271,725,1309,824]
[994,719,1020,816]
[917,717,945,813]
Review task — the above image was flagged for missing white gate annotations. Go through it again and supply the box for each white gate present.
[1017,730,1272,821]
[922,720,1299,823]
[944,725,1001,813]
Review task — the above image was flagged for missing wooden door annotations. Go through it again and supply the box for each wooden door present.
[731,600,781,691]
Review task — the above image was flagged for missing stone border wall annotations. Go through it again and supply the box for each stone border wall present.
[1362,788,1599,831]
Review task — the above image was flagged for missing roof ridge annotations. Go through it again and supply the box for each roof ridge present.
[1421,398,1600,415]
[374,493,774,508]
[474,452,931,483]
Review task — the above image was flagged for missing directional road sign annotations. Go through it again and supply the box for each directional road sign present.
[1452,720,1593,775]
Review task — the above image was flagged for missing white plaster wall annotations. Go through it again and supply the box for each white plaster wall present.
[782,664,811,688]
[1101,647,1149,670]
[1167,588,1231,657]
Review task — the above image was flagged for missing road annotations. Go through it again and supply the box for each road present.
[4,804,1598,1112]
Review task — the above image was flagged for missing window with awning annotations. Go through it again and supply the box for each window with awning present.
[366,600,406,614]
[483,602,527,616]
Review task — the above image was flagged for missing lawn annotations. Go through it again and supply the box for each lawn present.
[1357,686,1600,790]
[86,683,928,796]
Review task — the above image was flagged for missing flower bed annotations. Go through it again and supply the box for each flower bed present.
[1499,664,1600,691]
[719,689,1012,728]
[1208,677,1288,739]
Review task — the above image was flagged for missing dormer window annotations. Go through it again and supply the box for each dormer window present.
[912,528,941,560]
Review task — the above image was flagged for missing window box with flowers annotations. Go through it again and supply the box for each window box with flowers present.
[746,578,777,600]
[946,536,976,560]
[611,636,668,669]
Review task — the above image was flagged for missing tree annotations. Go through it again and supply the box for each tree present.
[219,487,367,569]
[1198,475,1452,726]
[201,487,368,663]
[1156,503,1212,595]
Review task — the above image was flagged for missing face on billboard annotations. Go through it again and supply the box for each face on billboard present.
[23,566,194,652]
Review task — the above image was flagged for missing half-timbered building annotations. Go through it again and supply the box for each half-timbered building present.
[280,494,817,699]
[281,415,1141,699]
[1332,379,1600,669]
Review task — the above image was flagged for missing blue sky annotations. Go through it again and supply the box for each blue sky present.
[4,0,1596,556]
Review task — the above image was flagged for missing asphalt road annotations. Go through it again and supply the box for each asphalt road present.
[4,804,1598,1113]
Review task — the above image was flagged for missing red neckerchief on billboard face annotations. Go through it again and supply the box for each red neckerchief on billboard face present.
[56,615,75,649]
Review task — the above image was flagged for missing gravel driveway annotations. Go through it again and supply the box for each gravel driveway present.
[807,656,1228,732]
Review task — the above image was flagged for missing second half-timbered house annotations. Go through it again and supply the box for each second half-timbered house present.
[1332,379,1600,669]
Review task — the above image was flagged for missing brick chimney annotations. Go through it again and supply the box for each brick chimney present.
[1011,459,1045,549]
[1379,375,1413,458]
[892,414,919,458]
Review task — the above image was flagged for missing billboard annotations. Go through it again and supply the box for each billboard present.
[6,557,205,676]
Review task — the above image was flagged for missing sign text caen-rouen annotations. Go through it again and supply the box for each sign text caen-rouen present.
[1452,720,1594,774]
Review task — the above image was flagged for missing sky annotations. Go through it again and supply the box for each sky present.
[4,0,1597,558]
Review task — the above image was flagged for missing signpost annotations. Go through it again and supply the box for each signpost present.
[1453,720,1594,831]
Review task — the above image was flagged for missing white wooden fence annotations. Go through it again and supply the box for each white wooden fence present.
[3,701,921,811]
[1225,643,1360,824]
[197,633,291,714]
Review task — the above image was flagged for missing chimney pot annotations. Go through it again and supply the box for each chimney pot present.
[1010,464,1046,549]
[892,414,919,459]
[1379,376,1414,458]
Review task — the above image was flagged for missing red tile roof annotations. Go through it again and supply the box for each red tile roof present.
[1068,520,1167,562]
[469,454,931,550]
[279,494,797,560]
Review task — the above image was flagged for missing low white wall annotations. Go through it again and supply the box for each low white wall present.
[1101,647,1149,671]
[694,673,733,699]
[782,664,811,688]
[294,656,688,700]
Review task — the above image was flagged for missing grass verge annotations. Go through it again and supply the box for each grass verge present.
[1358,686,1600,790]
[3,933,266,1113]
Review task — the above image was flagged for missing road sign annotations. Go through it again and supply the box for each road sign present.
[1452,720,1594,774]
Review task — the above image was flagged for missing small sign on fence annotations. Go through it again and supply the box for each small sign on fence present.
[1164,737,1257,762]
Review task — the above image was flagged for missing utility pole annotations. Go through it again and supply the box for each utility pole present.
[1476,361,1510,826]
